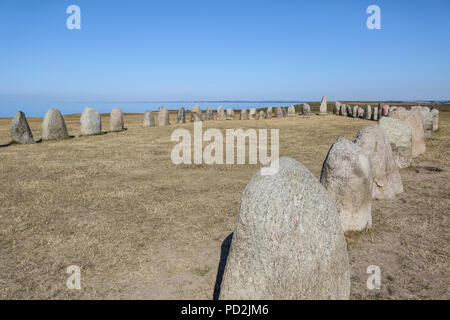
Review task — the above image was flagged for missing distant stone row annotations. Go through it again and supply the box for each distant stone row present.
[218,104,440,300]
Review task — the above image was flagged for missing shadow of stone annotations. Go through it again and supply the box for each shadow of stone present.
[212,232,233,300]
[0,141,12,148]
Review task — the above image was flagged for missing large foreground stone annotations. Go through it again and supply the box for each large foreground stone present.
[320,138,373,232]
[389,109,425,157]
[42,108,69,140]
[110,108,124,132]
[354,124,403,199]
[143,110,156,127]
[80,107,101,135]
[379,117,412,168]
[219,157,350,300]
[10,111,35,144]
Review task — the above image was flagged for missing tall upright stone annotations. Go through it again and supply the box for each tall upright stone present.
[206,107,214,121]
[191,105,202,122]
[41,108,69,140]
[319,96,327,115]
[302,103,311,115]
[346,104,352,117]
[431,108,439,131]
[110,108,124,132]
[379,117,412,168]
[266,107,273,118]
[219,157,350,300]
[354,124,404,199]
[258,110,265,120]
[177,107,186,124]
[158,107,170,126]
[372,106,379,121]
[226,108,234,120]
[281,108,287,117]
[340,104,347,116]
[249,108,257,120]
[287,105,296,117]
[352,105,359,118]
[10,111,35,144]
[80,107,101,135]
[334,102,341,115]
[275,107,283,118]
[411,106,433,139]
[240,109,249,120]
[143,110,156,127]
[217,106,226,121]
[357,106,365,118]
[380,103,389,118]
[320,138,373,232]
[363,105,372,120]
[389,109,425,157]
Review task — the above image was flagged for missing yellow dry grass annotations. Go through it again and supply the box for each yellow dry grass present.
[0,104,448,299]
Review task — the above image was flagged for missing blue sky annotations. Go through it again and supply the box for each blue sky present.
[0,0,449,111]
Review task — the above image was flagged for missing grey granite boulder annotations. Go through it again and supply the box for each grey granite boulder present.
[191,105,202,122]
[275,107,283,118]
[143,110,156,127]
[287,105,296,117]
[302,103,311,115]
[334,102,341,115]
[158,107,170,126]
[320,138,373,232]
[219,157,350,300]
[364,105,372,120]
[258,110,265,120]
[389,109,425,157]
[110,108,124,132]
[41,108,69,140]
[431,108,439,131]
[240,109,248,120]
[226,108,234,120]
[10,111,35,144]
[206,107,214,121]
[80,107,101,135]
[319,96,327,114]
[217,106,226,121]
[249,108,257,120]
[177,107,186,124]
[266,107,273,118]
[379,117,412,168]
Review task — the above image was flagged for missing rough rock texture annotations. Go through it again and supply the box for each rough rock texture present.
[240,109,249,120]
[357,106,364,118]
[389,109,426,157]
[287,105,296,117]
[364,105,372,120]
[302,103,311,115]
[191,105,202,122]
[143,110,156,127]
[431,108,439,131]
[110,108,124,132]
[379,117,412,169]
[340,104,347,116]
[217,106,226,121]
[320,138,373,232]
[275,107,283,118]
[10,111,35,144]
[380,103,390,117]
[282,108,287,117]
[346,105,352,117]
[219,157,350,300]
[158,107,170,126]
[206,107,214,121]
[177,107,186,124]
[352,106,359,118]
[266,107,273,118]
[258,110,265,120]
[80,107,101,135]
[372,106,378,121]
[354,124,404,199]
[319,96,327,114]
[226,108,234,120]
[249,108,257,120]
[334,102,341,115]
[411,106,433,139]
[41,108,70,140]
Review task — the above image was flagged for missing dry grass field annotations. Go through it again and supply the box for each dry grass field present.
[0,103,449,299]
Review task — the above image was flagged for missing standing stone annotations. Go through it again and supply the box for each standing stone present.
[334,102,341,115]
[363,105,372,120]
[206,107,213,121]
[258,110,265,120]
[319,96,327,114]
[266,107,273,118]
[219,157,350,300]
[287,105,296,117]
[275,107,283,118]
[389,106,397,113]
[158,107,170,126]
[352,105,359,118]
[41,108,69,140]
[431,108,439,131]
[10,111,35,144]
[217,106,226,121]
[302,103,311,115]
[249,108,257,120]
[340,104,347,116]
[354,124,404,199]
[320,138,373,232]
[191,105,202,122]
[379,117,412,168]
[389,109,425,157]
[281,108,287,117]
[110,108,124,132]
[357,106,365,118]
[143,110,156,127]
[80,107,101,135]
[346,105,352,117]
[177,107,186,124]
[411,106,433,139]
[372,106,378,121]
[380,103,390,117]
[226,108,234,120]
[240,109,249,120]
